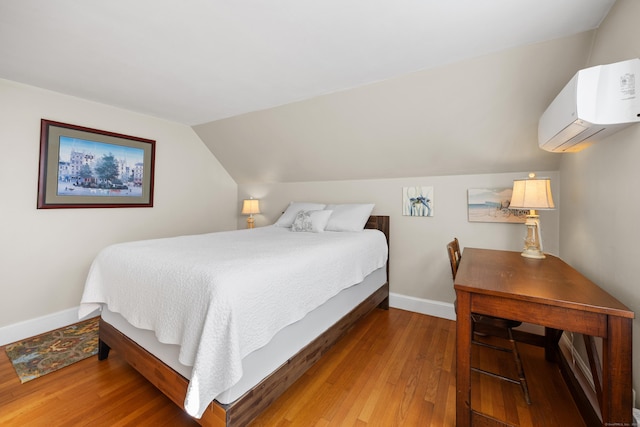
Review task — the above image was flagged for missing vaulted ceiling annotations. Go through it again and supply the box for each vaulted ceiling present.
[0,0,617,183]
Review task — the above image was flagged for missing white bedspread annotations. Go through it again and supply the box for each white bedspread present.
[78,225,388,418]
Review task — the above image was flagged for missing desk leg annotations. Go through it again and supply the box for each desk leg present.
[544,327,563,362]
[602,316,633,427]
[456,290,472,427]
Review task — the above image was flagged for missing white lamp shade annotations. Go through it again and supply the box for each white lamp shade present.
[510,176,554,210]
[241,199,261,215]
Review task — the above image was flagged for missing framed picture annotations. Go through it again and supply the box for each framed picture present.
[467,188,528,223]
[37,119,155,209]
[402,186,434,217]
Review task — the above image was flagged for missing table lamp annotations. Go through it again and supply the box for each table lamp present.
[509,173,554,259]
[241,198,260,229]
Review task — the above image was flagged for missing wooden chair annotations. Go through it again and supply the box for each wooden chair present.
[447,238,461,279]
[447,238,531,405]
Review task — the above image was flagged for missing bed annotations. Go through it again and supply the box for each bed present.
[79,207,389,427]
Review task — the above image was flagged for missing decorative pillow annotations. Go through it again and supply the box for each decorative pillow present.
[324,203,375,232]
[291,210,333,233]
[274,202,327,227]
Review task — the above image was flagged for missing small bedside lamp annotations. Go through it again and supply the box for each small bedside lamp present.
[241,198,261,229]
[509,173,555,259]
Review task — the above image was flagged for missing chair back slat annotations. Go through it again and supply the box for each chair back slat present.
[447,237,461,279]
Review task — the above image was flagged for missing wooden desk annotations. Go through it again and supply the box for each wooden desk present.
[454,248,634,427]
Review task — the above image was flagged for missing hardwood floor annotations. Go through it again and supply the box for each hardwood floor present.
[0,308,585,426]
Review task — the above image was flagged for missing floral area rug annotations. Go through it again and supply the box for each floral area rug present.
[5,316,99,383]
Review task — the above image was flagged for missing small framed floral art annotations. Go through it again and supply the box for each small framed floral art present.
[402,186,433,217]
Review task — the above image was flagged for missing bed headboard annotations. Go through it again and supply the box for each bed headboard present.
[365,215,389,245]
[365,215,390,284]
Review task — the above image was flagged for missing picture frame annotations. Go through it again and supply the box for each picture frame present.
[467,188,528,223]
[37,119,155,209]
[402,186,434,217]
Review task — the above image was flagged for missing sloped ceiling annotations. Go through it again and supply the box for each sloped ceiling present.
[0,0,616,183]
[194,32,596,184]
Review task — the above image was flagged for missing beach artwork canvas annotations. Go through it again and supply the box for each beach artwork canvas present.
[467,188,528,223]
[403,186,433,217]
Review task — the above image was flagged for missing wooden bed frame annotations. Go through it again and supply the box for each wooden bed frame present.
[97,215,390,426]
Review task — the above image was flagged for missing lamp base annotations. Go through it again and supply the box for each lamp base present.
[246,216,255,229]
[521,248,546,259]
[520,213,545,259]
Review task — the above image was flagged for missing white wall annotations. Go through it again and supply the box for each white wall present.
[239,171,560,310]
[558,0,640,406]
[0,79,237,342]
[195,32,593,185]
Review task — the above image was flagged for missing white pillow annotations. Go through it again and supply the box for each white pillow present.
[274,202,327,227]
[291,210,333,233]
[324,203,375,232]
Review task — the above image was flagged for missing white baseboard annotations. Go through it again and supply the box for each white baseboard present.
[389,292,456,321]
[559,332,596,391]
[0,306,99,347]
[1,294,454,347]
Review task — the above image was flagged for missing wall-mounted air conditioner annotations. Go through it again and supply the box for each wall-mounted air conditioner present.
[538,58,640,153]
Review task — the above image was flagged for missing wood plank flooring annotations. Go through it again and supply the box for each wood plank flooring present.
[0,308,585,426]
